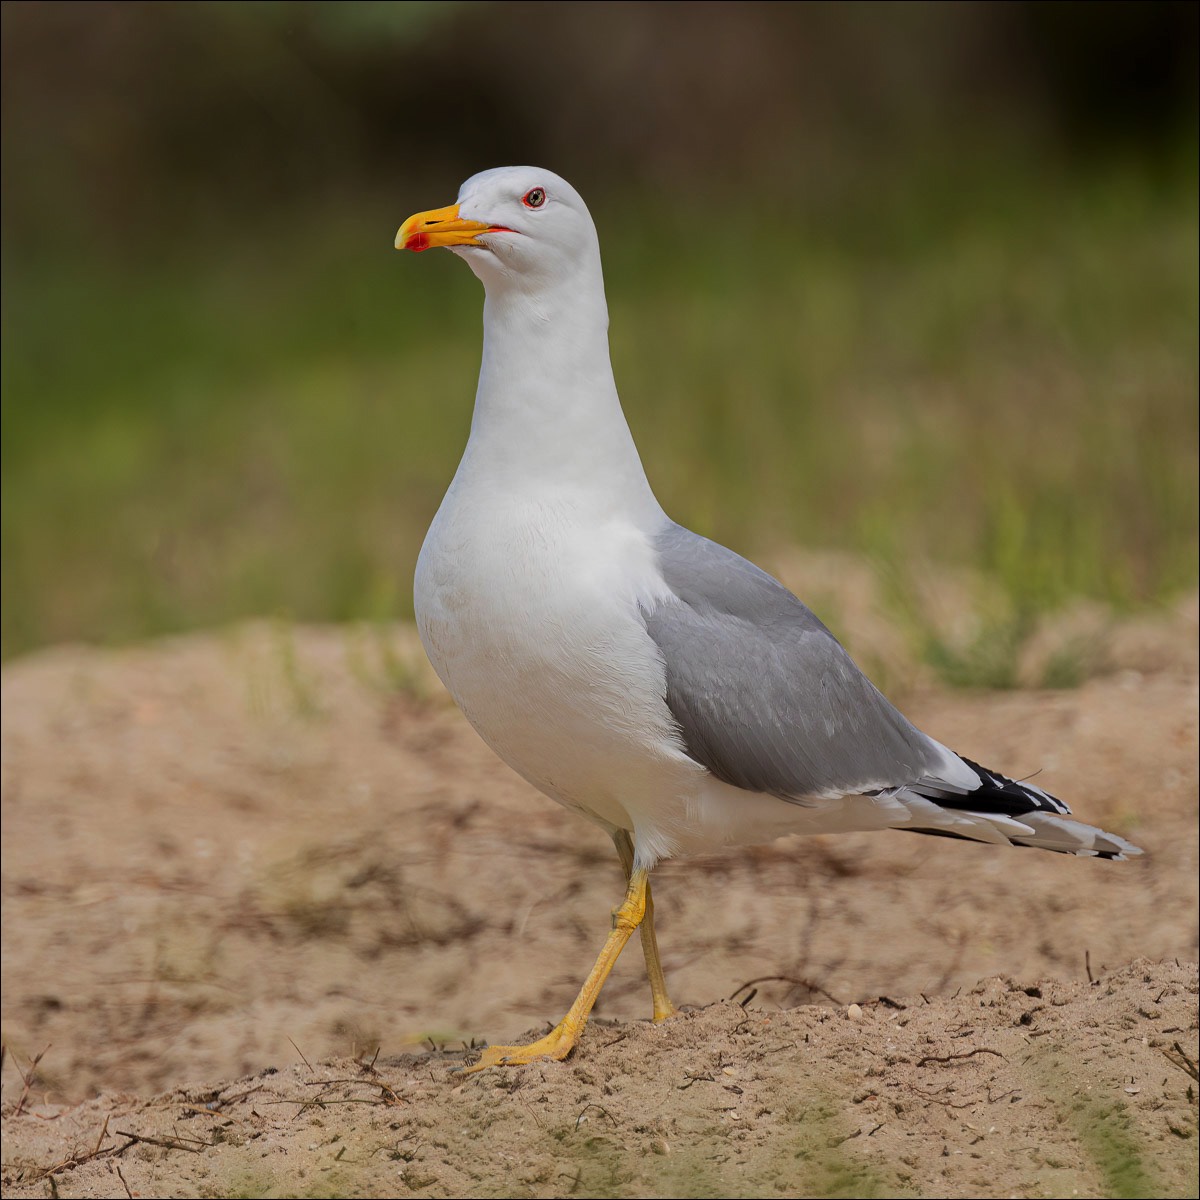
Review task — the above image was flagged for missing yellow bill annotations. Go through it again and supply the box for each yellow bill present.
[395,203,511,253]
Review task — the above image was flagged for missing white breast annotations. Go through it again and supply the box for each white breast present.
[414,476,701,842]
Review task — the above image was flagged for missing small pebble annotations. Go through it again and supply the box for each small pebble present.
[847,1003,863,1021]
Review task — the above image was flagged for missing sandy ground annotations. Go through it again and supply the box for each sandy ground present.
[2,568,1197,1197]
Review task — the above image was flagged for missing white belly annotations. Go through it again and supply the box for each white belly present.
[413,481,914,867]
[414,485,701,844]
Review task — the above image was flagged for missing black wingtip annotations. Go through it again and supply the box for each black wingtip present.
[939,754,1073,818]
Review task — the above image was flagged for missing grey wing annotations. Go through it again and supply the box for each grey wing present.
[643,522,966,800]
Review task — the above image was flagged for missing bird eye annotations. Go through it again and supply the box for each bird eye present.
[522,187,546,209]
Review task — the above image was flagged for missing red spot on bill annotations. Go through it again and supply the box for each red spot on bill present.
[406,232,431,252]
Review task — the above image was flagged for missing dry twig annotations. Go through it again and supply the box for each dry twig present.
[114,1162,134,1199]
[1162,1042,1198,1081]
[916,1048,1005,1068]
[728,975,843,1007]
[287,1037,314,1072]
[12,1044,51,1117]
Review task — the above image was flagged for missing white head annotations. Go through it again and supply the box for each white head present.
[396,167,658,514]
[396,167,601,294]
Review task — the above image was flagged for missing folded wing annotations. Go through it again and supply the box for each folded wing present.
[641,523,1140,860]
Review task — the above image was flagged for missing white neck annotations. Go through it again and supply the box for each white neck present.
[456,256,663,525]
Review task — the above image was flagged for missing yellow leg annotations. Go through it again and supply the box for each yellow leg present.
[462,867,650,1073]
[613,830,678,1023]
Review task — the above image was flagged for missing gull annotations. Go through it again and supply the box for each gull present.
[395,167,1141,1072]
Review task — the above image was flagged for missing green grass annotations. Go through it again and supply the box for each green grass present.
[3,153,1196,665]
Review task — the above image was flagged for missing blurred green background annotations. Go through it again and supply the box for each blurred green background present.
[2,1,1197,666]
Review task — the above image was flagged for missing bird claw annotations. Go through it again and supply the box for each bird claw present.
[458,1021,579,1073]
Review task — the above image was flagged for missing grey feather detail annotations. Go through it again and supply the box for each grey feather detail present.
[643,523,952,800]
[1006,813,1142,859]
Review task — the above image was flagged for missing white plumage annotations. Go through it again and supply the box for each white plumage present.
[396,166,1141,1070]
